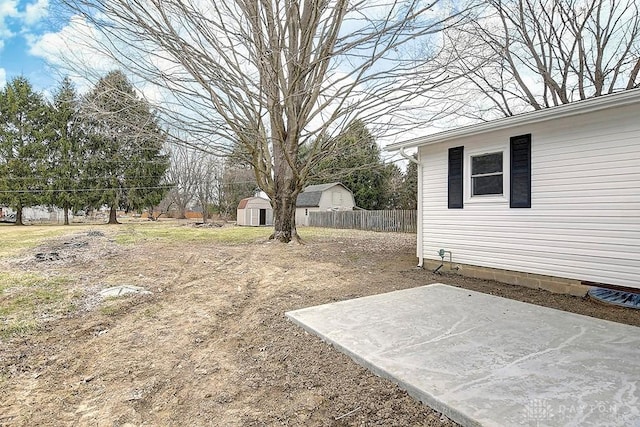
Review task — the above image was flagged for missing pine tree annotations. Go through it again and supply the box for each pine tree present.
[310,120,389,210]
[384,163,404,209]
[0,77,49,225]
[82,71,169,224]
[47,77,86,225]
[400,159,418,210]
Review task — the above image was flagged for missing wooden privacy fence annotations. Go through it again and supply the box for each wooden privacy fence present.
[308,210,417,233]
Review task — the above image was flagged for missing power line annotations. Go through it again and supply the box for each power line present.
[1,175,168,181]
[0,185,174,194]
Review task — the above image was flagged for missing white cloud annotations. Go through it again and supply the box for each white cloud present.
[0,0,18,41]
[0,0,18,18]
[23,0,48,26]
[28,14,117,90]
[0,0,49,53]
[0,67,6,88]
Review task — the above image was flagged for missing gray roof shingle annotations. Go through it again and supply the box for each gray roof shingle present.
[296,183,343,207]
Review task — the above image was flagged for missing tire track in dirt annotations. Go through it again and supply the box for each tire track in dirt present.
[3,230,634,426]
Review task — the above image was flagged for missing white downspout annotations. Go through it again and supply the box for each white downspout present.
[400,147,424,268]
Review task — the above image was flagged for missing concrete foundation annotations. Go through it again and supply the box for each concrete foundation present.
[423,260,591,297]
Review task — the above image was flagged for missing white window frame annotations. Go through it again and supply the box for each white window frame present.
[464,145,509,204]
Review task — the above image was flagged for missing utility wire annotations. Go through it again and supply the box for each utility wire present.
[0,185,175,194]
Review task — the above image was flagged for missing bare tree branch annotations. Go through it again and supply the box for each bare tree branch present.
[439,0,640,118]
[57,0,476,241]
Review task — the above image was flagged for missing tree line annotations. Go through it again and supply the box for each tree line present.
[0,71,169,225]
[167,120,418,221]
[307,120,416,211]
[162,144,258,223]
[56,0,640,242]
[1,73,413,227]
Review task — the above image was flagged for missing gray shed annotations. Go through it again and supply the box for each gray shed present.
[237,197,273,226]
[295,183,355,226]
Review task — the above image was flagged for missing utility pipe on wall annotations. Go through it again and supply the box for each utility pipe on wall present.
[399,147,423,268]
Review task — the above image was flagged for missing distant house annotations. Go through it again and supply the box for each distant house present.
[237,197,273,226]
[295,183,356,226]
[386,89,640,294]
[0,206,65,223]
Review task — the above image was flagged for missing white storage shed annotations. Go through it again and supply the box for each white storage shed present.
[237,197,273,226]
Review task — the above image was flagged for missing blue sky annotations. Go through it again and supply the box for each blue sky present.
[0,0,65,93]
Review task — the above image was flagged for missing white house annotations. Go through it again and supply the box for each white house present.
[0,206,69,223]
[236,196,273,226]
[386,89,640,292]
[295,183,356,226]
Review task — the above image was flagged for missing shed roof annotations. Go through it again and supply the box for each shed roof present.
[237,196,272,210]
[296,183,347,207]
[385,88,640,152]
[237,198,250,209]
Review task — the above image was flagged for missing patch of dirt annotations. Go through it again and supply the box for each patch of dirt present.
[0,229,638,426]
[12,230,122,269]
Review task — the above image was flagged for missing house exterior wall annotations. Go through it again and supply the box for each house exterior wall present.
[296,207,319,226]
[419,102,640,289]
[2,206,71,223]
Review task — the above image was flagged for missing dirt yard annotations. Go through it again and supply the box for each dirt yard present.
[1,222,638,426]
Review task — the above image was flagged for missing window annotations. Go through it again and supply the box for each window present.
[471,152,503,196]
[448,136,531,208]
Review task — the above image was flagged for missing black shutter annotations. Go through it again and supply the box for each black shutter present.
[510,134,531,208]
[448,146,464,209]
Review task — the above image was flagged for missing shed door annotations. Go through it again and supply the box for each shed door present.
[259,209,266,226]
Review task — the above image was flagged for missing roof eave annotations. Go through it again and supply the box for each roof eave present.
[385,89,640,152]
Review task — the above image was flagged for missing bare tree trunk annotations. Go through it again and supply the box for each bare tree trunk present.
[108,206,119,224]
[15,204,24,226]
[271,191,298,243]
[64,206,70,225]
[202,207,208,224]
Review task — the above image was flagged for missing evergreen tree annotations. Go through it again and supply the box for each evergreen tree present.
[310,120,389,210]
[47,77,86,225]
[0,77,49,225]
[82,71,169,224]
[384,163,404,209]
[400,159,418,210]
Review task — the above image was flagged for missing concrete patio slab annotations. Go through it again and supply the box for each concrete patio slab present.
[286,284,640,427]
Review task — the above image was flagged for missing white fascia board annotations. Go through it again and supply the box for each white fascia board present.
[385,89,640,152]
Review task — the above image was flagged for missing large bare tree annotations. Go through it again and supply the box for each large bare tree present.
[440,0,640,118]
[58,0,473,241]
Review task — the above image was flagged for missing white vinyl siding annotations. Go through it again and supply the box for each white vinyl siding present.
[419,103,640,289]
